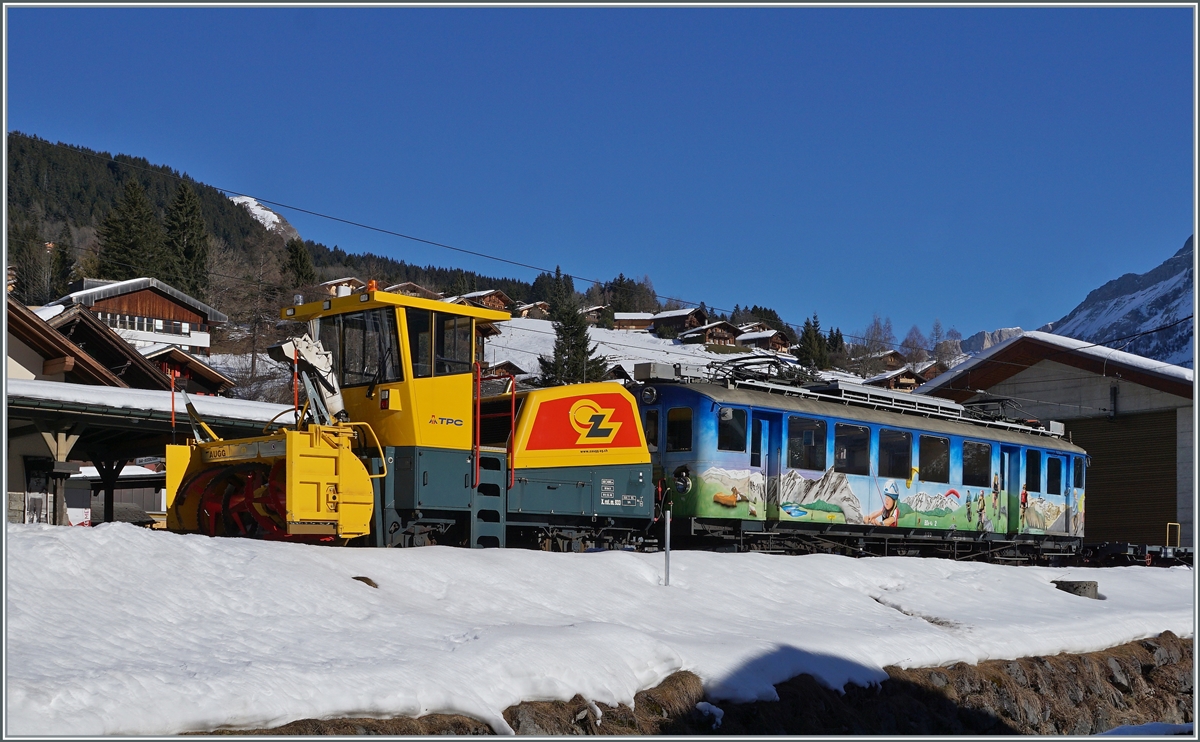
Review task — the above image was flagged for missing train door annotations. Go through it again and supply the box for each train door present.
[750,411,782,522]
[1000,446,1021,534]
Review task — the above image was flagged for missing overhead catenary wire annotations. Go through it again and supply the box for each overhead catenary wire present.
[8,133,1194,377]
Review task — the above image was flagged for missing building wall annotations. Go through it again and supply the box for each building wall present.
[6,335,67,382]
[1178,406,1194,547]
[6,434,54,523]
[981,360,1186,419]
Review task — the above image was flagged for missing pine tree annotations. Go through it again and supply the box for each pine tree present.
[49,224,75,299]
[163,182,209,296]
[283,237,318,288]
[538,267,606,385]
[7,219,49,305]
[97,180,171,283]
[793,313,829,369]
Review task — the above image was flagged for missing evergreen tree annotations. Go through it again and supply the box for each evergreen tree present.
[7,219,49,305]
[163,182,209,296]
[97,180,171,283]
[793,314,829,369]
[538,267,606,385]
[49,224,75,299]
[283,237,318,288]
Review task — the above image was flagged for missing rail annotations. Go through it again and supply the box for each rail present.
[473,363,517,489]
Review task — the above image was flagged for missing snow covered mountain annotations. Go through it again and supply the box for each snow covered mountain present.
[230,195,301,242]
[959,327,1023,354]
[1039,236,1193,368]
[905,491,961,513]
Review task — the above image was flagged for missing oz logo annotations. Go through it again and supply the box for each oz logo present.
[569,399,621,445]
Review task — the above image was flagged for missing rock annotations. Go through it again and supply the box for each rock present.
[929,671,948,689]
[511,707,548,736]
[1004,661,1028,687]
[1107,657,1132,693]
[1052,580,1098,599]
[1071,715,1093,736]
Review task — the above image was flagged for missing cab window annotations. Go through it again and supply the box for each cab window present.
[1025,449,1042,493]
[407,310,473,378]
[644,409,659,452]
[315,309,402,388]
[1073,456,1085,488]
[717,408,747,452]
[666,407,692,452]
[1047,457,1063,496]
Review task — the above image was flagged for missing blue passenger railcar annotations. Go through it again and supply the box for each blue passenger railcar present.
[636,375,1086,552]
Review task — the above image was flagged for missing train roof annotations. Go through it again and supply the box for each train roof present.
[668,381,1087,454]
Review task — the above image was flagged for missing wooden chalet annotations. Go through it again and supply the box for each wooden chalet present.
[7,298,128,387]
[680,321,743,346]
[578,305,608,325]
[47,278,227,356]
[139,344,235,395]
[613,307,708,332]
[443,289,514,313]
[513,301,550,320]
[42,305,171,391]
[736,329,790,353]
[383,282,443,301]
[863,366,923,392]
[320,277,367,297]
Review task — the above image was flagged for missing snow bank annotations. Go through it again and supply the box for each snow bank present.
[5,523,1193,736]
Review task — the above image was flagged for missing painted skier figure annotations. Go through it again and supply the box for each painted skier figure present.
[976,489,987,531]
[1020,483,1029,526]
[992,473,1001,517]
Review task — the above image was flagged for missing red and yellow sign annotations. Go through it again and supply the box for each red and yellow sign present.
[512,385,649,468]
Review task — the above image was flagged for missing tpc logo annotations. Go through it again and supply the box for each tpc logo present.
[428,415,464,426]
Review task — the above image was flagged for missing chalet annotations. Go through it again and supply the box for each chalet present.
[383,282,443,301]
[41,305,171,391]
[680,321,743,346]
[513,301,550,320]
[488,360,528,377]
[738,322,772,334]
[849,348,908,375]
[578,305,608,325]
[442,289,514,313]
[320,277,367,297]
[139,344,235,395]
[45,278,227,356]
[915,331,1194,547]
[863,366,924,392]
[736,329,790,353]
[613,307,708,333]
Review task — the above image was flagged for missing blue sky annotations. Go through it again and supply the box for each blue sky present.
[5,7,1194,341]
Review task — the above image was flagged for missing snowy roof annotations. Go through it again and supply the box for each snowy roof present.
[680,321,742,337]
[578,305,608,314]
[5,524,1192,735]
[71,465,158,480]
[33,304,64,320]
[7,378,296,426]
[514,301,548,311]
[914,330,1194,400]
[319,277,366,288]
[653,308,702,319]
[47,277,228,323]
[613,312,655,321]
[863,367,916,384]
[736,330,784,342]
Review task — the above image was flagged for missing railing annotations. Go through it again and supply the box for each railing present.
[100,313,209,336]
[473,362,516,489]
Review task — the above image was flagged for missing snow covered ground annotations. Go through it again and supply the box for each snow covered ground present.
[5,522,1193,736]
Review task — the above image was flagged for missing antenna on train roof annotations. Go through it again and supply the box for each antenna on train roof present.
[706,355,819,387]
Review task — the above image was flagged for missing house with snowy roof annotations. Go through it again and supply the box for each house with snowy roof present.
[383,281,443,301]
[915,331,1194,547]
[680,321,743,346]
[578,305,608,325]
[441,289,513,313]
[613,307,707,333]
[512,301,550,320]
[863,365,924,392]
[319,277,367,297]
[736,328,790,353]
[44,277,227,356]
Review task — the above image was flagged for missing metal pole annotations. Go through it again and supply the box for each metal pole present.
[664,509,671,586]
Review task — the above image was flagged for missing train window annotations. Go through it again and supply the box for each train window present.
[962,441,991,487]
[1073,456,1085,488]
[834,423,870,476]
[407,308,433,378]
[341,309,403,387]
[787,416,826,471]
[666,407,692,452]
[644,410,659,452]
[919,435,949,484]
[435,314,473,375]
[1025,450,1041,492]
[717,408,747,452]
[878,429,912,479]
[1047,457,1063,496]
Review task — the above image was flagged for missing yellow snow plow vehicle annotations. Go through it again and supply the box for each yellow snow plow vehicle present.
[165,287,655,549]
